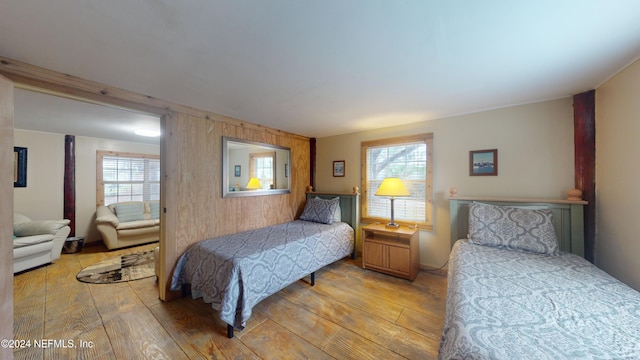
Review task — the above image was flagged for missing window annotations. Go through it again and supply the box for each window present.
[97,151,160,206]
[249,152,275,190]
[361,134,433,230]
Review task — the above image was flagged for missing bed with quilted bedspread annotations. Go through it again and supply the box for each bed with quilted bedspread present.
[439,239,640,359]
[440,200,640,359]
[170,192,358,337]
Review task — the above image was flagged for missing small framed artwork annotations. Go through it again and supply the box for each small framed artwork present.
[333,160,345,177]
[285,163,289,178]
[469,149,498,176]
[234,165,241,177]
[14,146,27,187]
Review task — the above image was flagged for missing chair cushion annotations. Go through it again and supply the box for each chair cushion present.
[116,219,158,230]
[14,219,70,237]
[14,234,54,248]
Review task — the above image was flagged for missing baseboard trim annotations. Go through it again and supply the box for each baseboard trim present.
[419,264,448,277]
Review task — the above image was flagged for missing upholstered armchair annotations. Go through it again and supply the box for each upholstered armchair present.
[13,213,71,273]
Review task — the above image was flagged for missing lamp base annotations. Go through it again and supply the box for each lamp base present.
[385,222,401,229]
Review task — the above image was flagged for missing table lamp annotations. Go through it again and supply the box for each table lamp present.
[375,178,410,228]
[245,177,263,190]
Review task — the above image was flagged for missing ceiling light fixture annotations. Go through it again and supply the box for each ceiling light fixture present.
[134,128,161,137]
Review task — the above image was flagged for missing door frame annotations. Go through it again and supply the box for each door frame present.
[0,74,15,360]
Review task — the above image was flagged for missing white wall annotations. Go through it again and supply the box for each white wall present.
[14,130,65,220]
[595,58,640,291]
[316,98,575,269]
[14,129,159,245]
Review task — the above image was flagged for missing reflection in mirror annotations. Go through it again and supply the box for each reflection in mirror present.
[222,137,291,197]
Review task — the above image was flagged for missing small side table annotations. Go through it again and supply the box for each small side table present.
[362,223,419,280]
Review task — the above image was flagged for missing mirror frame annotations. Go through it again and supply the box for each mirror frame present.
[222,136,291,198]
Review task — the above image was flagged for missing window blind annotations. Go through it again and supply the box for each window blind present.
[103,155,160,205]
[366,141,427,223]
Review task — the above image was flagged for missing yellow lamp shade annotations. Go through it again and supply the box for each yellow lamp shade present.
[375,178,410,228]
[245,177,263,190]
[375,178,410,197]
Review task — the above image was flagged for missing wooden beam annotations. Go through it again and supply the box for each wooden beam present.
[310,137,316,190]
[64,135,76,236]
[573,90,596,262]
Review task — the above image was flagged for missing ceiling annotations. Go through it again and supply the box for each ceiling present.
[3,1,640,140]
[14,89,161,145]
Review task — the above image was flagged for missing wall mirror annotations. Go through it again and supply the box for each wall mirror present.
[222,136,291,198]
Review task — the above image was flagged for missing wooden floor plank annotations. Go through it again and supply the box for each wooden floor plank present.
[13,346,43,360]
[104,308,188,360]
[294,287,441,359]
[149,298,259,359]
[13,243,447,359]
[396,307,444,342]
[252,292,342,349]
[12,312,44,360]
[130,277,162,308]
[310,271,406,323]
[89,283,147,322]
[240,319,334,360]
[43,324,116,360]
[325,263,447,320]
[324,328,407,360]
[13,267,46,309]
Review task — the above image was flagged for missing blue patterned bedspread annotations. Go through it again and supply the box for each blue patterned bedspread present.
[439,239,640,360]
[171,220,353,330]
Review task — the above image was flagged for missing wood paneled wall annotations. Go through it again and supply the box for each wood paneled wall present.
[0,56,310,301]
[164,114,310,298]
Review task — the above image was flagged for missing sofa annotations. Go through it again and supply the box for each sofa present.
[13,213,71,273]
[95,201,160,250]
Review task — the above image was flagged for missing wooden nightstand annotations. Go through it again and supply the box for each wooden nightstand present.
[362,223,419,281]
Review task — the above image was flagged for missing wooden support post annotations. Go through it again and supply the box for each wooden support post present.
[573,90,595,262]
[310,138,316,191]
[64,135,76,236]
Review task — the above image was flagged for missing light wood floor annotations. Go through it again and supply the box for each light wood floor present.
[13,243,447,359]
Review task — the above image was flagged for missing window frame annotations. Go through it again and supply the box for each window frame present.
[249,151,276,190]
[361,133,433,230]
[96,150,160,206]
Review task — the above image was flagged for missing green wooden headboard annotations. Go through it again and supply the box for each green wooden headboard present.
[306,189,360,259]
[449,197,587,257]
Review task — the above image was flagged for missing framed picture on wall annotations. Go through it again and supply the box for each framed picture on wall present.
[469,149,498,176]
[234,165,241,177]
[333,160,345,177]
[14,146,27,187]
